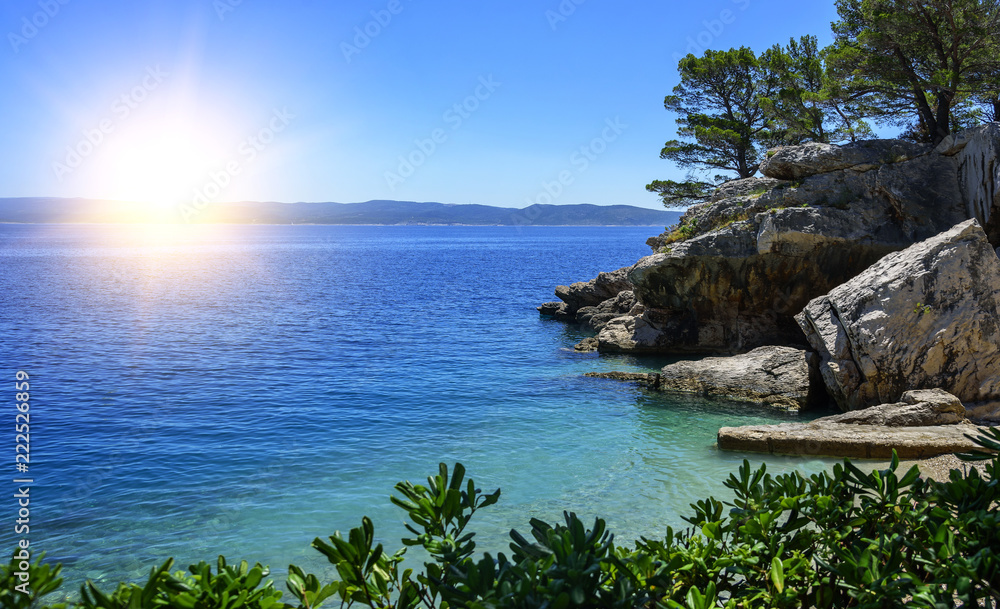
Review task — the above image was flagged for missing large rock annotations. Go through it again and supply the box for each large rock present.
[655,346,819,410]
[551,267,632,315]
[821,389,965,427]
[797,219,1000,411]
[717,421,986,459]
[966,402,1000,424]
[760,140,928,181]
[654,150,967,253]
[604,140,978,355]
[585,371,659,384]
[537,301,573,321]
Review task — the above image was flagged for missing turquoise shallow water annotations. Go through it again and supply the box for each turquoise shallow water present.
[0,223,837,594]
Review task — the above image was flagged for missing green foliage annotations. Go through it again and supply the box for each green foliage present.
[650,0,1000,205]
[6,434,1000,608]
[662,218,700,246]
[759,35,873,144]
[77,557,285,609]
[828,0,1000,144]
[660,47,785,180]
[648,47,791,208]
[645,179,716,209]
[0,552,64,609]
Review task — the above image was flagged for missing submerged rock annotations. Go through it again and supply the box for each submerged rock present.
[585,371,659,385]
[537,301,573,321]
[796,219,1000,411]
[656,346,819,411]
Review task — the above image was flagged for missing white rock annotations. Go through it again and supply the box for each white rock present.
[797,219,1000,411]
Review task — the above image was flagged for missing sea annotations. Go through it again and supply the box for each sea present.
[0,223,837,597]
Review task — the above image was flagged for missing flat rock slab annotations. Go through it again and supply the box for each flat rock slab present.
[718,422,987,459]
[585,371,659,385]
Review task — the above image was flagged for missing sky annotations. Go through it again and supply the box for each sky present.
[0,0,842,212]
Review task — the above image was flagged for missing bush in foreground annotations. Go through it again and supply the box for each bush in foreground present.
[6,428,1000,609]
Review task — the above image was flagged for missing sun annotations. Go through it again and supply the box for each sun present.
[89,118,231,222]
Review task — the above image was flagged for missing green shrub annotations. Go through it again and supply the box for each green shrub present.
[5,431,1000,609]
[0,553,64,609]
[662,218,699,245]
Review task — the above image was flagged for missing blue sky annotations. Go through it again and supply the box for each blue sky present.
[0,0,841,211]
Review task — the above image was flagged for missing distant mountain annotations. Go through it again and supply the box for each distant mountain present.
[0,198,682,227]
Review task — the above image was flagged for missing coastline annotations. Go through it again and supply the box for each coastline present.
[541,124,1000,462]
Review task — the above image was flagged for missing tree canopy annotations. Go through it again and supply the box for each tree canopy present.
[827,0,1000,144]
[650,0,1000,208]
[760,35,872,145]
[646,48,785,206]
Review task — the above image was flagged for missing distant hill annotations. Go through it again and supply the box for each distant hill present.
[0,198,682,227]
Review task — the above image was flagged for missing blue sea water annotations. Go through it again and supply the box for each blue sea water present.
[0,223,836,594]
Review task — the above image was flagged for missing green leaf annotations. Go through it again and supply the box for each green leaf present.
[701,522,721,540]
[770,556,785,594]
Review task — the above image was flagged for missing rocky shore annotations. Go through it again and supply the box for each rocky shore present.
[543,123,1000,459]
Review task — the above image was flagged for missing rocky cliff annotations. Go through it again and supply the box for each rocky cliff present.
[541,124,1000,360]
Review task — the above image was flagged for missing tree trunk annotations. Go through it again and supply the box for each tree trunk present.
[910,85,939,144]
[736,148,750,179]
[931,91,953,145]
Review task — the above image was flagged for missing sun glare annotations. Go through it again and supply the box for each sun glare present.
[88,116,231,223]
